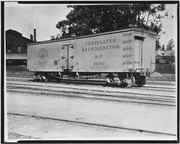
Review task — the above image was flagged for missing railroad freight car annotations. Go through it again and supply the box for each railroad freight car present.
[27,27,156,87]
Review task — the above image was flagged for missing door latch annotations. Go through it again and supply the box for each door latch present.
[70,45,74,49]
[70,56,74,59]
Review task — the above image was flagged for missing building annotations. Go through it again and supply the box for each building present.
[6,29,35,65]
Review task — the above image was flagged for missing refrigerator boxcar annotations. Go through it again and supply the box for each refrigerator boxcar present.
[27,27,156,87]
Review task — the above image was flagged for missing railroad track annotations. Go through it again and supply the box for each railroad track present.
[8,112,176,138]
[7,81,176,106]
[6,75,176,85]
[6,76,176,91]
[6,74,175,84]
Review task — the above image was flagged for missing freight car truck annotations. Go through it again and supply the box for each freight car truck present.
[27,27,156,87]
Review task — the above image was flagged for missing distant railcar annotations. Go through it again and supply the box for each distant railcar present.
[27,27,156,87]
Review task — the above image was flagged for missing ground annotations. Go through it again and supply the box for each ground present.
[4,65,177,141]
[7,91,177,141]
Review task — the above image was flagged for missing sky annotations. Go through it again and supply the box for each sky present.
[5,2,177,47]
[5,2,71,41]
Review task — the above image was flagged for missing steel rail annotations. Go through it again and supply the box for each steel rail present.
[6,77,176,92]
[8,112,176,137]
[6,76,176,86]
[7,85,176,106]
[7,81,176,98]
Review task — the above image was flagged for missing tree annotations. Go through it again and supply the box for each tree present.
[161,44,165,51]
[156,37,161,50]
[166,39,175,51]
[52,4,166,39]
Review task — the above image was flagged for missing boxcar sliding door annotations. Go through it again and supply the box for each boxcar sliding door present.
[61,44,74,71]
[133,36,145,70]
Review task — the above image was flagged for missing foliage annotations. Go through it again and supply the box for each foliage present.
[166,39,175,51]
[161,44,165,51]
[156,37,161,50]
[52,4,166,40]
